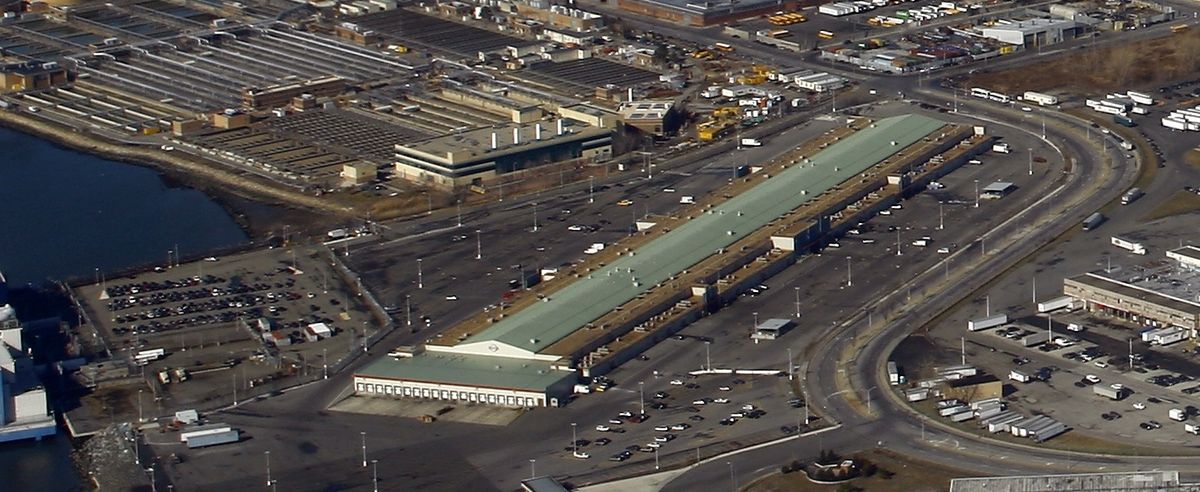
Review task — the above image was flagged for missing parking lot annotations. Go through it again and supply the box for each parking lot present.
[73,243,378,419]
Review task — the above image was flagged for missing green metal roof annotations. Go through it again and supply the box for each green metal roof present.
[463,114,946,354]
[357,353,575,391]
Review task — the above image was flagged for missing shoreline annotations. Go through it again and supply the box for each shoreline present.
[0,110,356,239]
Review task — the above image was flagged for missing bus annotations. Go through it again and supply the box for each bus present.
[817,30,835,39]
[714,42,734,52]
[768,29,791,38]
[970,87,989,99]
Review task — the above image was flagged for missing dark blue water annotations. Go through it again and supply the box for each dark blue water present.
[0,125,249,490]
[0,126,248,285]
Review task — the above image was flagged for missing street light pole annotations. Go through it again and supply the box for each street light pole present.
[265,451,272,487]
[845,256,852,287]
[475,229,482,260]
[867,386,878,414]
[705,341,711,371]
[456,200,462,227]
[938,201,944,230]
[571,422,578,456]
[1028,147,1033,175]
[793,287,801,317]
[727,462,737,492]
[416,259,423,289]
[361,432,367,468]
[529,459,536,479]
[588,176,595,204]
[974,179,980,208]
[372,459,379,492]
[405,295,412,327]
[787,347,793,381]
[639,381,645,415]
[532,202,539,232]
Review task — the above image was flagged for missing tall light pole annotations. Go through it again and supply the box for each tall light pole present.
[845,256,852,287]
[424,191,432,215]
[639,381,645,415]
[974,179,980,208]
[138,389,144,422]
[654,446,660,470]
[372,459,379,492]
[752,312,759,331]
[895,228,902,256]
[588,176,595,204]
[571,422,578,456]
[416,258,423,289]
[787,347,794,381]
[405,294,412,327]
[705,341,712,371]
[727,462,737,492]
[793,287,801,317]
[475,229,482,260]
[456,200,462,227]
[1027,148,1034,175]
[938,201,944,230]
[265,451,272,487]
[529,459,536,479]
[361,431,367,468]
[532,202,539,232]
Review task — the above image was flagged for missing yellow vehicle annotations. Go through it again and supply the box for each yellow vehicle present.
[691,50,713,59]
[617,199,634,206]
[1171,24,1189,33]
[817,30,835,40]
[768,29,791,38]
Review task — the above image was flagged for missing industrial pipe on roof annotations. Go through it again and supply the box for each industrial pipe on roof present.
[491,132,497,149]
[535,123,542,140]
[513,127,520,144]
[556,119,564,135]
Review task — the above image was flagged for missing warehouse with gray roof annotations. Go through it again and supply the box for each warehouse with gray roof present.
[355,114,960,407]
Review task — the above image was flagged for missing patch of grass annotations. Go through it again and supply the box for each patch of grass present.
[967,29,1200,94]
[747,448,969,492]
[1143,191,1200,221]
[1185,148,1200,169]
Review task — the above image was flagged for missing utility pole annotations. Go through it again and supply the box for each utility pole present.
[417,258,423,289]
[938,201,944,230]
[405,295,412,327]
[639,381,645,415]
[589,176,594,204]
[475,229,482,260]
[793,287,801,318]
[361,431,368,468]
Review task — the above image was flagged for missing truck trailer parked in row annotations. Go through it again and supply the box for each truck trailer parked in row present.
[1121,188,1144,205]
[1037,296,1075,313]
[968,314,1008,331]
[1021,91,1058,106]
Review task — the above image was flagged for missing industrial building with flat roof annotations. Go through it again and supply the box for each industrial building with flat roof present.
[950,471,1199,492]
[393,120,613,189]
[616,0,806,26]
[357,114,971,407]
[978,18,1081,47]
[1063,246,1200,332]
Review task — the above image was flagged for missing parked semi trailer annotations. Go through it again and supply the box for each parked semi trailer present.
[1082,213,1105,231]
[1037,296,1075,313]
[1112,236,1147,255]
[968,313,1007,331]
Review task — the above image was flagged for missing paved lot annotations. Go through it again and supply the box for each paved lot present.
[71,244,376,430]
[918,96,1200,449]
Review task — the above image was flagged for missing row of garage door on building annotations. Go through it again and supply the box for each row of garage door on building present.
[354,378,550,408]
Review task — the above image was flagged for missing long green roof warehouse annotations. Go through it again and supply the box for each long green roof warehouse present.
[354,114,978,408]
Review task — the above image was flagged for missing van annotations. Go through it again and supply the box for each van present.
[680,196,695,204]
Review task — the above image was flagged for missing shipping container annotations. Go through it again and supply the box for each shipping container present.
[185,429,239,448]
[968,314,1008,331]
[1037,296,1074,313]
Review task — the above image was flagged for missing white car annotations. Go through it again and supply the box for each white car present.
[573,451,591,459]
[669,379,684,386]
[1094,360,1108,368]
[713,398,731,404]
[718,386,732,391]
[670,423,690,431]
[692,399,707,405]
[1133,402,1147,410]
[595,425,611,432]
[445,295,458,301]
[567,225,586,231]
[654,425,670,432]
[646,441,662,448]
[742,404,756,411]
[1085,374,1101,384]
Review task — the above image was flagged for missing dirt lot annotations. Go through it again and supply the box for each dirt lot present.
[746,449,971,492]
[967,30,1200,94]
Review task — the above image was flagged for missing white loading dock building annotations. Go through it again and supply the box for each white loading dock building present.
[1063,246,1200,333]
[354,352,577,408]
[978,19,1080,47]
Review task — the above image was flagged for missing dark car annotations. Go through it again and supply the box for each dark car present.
[595,438,612,446]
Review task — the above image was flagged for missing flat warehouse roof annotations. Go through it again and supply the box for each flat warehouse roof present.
[459,114,946,355]
[356,354,575,392]
[1068,273,1200,315]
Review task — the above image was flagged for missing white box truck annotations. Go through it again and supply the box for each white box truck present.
[1111,236,1147,255]
[1009,370,1033,383]
[1170,408,1187,421]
